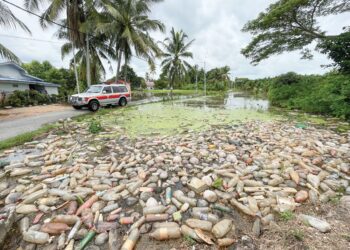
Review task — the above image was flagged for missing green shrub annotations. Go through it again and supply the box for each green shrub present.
[4,90,57,107]
[279,210,294,221]
[88,119,103,134]
[267,73,350,120]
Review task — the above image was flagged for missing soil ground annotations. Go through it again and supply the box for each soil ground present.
[0,104,72,121]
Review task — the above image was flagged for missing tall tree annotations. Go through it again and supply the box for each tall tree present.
[0,2,30,62]
[97,0,165,82]
[57,23,116,86]
[241,0,350,65]
[25,0,92,89]
[161,28,194,95]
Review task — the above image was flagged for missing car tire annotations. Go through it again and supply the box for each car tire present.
[119,97,127,107]
[88,100,100,112]
[73,106,82,110]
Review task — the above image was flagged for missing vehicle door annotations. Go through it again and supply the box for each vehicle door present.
[111,86,121,104]
[101,86,112,105]
[119,85,131,101]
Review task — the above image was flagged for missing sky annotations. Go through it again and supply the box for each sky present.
[1,0,349,80]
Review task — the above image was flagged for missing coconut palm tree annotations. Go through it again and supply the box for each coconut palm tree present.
[0,2,30,62]
[58,23,116,85]
[25,0,86,47]
[25,0,91,89]
[161,28,194,95]
[96,0,165,82]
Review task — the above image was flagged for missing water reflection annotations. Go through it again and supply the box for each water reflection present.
[171,92,269,111]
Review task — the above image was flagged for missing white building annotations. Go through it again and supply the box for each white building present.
[146,81,155,90]
[0,62,59,95]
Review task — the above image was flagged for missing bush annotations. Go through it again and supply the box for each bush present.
[237,71,350,120]
[268,73,350,120]
[3,90,57,107]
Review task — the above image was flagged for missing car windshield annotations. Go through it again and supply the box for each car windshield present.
[86,86,103,93]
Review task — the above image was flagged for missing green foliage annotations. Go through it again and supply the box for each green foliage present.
[289,229,304,241]
[110,64,144,88]
[0,2,30,63]
[160,28,194,89]
[239,72,350,120]
[88,119,103,134]
[155,69,169,89]
[183,235,196,246]
[318,31,350,74]
[242,0,350,64]
[279,210,294,221]
[212,178,223,189]
[22,60,77,101]
[4,90,57,107]
[97,0,164,81]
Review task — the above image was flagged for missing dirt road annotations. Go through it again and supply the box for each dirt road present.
[0,104,88,141]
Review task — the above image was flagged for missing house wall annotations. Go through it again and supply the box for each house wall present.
[45,86,59,95]
[0,65,25,79]
[0,82,29,93]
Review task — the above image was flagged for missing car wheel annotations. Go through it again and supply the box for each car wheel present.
[88,100,100,112]
[119,97,127,107]
[73,106,82,110]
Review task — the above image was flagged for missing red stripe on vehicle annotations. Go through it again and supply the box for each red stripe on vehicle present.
[109,94,120,98]
[97,96,108,100]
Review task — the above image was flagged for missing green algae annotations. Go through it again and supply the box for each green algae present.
[94,98,275,137]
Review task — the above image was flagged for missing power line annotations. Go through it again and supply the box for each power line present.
[0,33,65,44]
[2,0,162,68]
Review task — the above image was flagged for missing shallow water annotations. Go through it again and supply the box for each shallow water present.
[176,92,269,111]
[99,92,275,137]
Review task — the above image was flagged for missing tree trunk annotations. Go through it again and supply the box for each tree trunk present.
[85,33,91,87]
[115,49,122,83]
[124,57,128,82]
[72,46,80,94]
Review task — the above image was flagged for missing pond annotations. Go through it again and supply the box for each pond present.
[96,91,275,137]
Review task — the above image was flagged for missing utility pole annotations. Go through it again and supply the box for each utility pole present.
[203,61,207,96]
[72,46,80,93]
[195,65,198,94]
[86,33,91,87]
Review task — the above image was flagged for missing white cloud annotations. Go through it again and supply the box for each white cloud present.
[1,0,349,81]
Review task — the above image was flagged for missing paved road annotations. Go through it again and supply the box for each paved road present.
[0,97,172,141]
[0,109,88,141]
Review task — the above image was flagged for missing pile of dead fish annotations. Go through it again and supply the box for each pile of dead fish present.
[0,120,349,249]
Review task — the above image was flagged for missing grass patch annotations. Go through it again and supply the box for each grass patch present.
[341,234,350,242]
[279,211,294,221]
[329,196,342,205]
[183,235,196,246]
[0,124,57,151]
[88,119,103,134]
[289,229,304,241]
[212,177,224,189]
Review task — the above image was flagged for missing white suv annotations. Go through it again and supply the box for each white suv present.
[70,84,131,111]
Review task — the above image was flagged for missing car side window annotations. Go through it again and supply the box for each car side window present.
[112,86,118,93]
[103,86,112,94]
[121,86,128,93]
